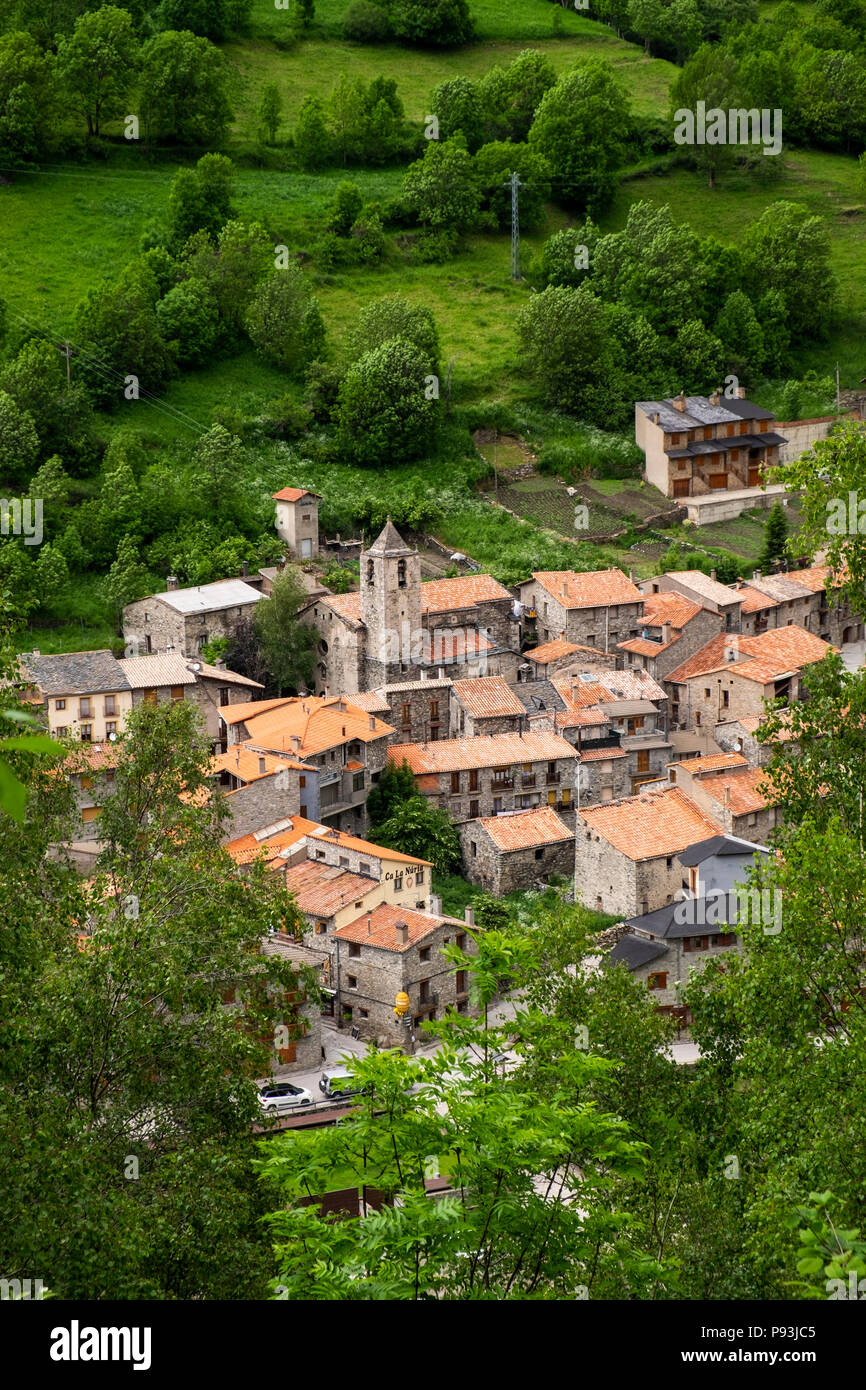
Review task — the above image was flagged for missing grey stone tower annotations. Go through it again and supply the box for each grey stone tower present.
[360,519,422,688]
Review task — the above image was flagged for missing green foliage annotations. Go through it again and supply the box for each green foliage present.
[401,138,482,232]
[258,81,283,145]
[333,336,441,465]
[477,48,557,144]
[343,0,393,42]
[0,389,39,486]
[516,285,627,426]
[294,95,333,170]
[166,154,235,251]
[474,142,551,230]
[366,757,417,826]
[327,181,364,236]
[430,76,482,150]
[56,5,140,139]
[756,501,790,574]
[245,266,325,374]
[140,29,233,146]
[347,293,440,371]
[252,567,317,694]
[528,59,631,213]
[156,278,220,367]
[370,795,461,874]
[387,0,475,47]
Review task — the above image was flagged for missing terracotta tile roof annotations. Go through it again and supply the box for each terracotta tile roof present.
[229,696,393,756]
[665,627,835,686]
[420,574,511,612]
[347,690,392,713]
[578,744,628,762]
[321,591,363,625]
[211,747,310,783]
[524,639,606,663]
[783,565,832,594]
[222,697,295,726]
[736,586,779,614]
[477,805,572,850]
[733,712,795,740]
[579,785,723,860]
[640,590,703,630]
[675,752,749,774]
[529,569,643,609]
[335,902,464,952]
[426,629,492,659]
[272,487,320,502]
[282,859,379,916]
[451,676,525,719]
[618,637,667,658]
[695,767,774,815]
[390,730,577,774]
[226,816,431,870]
[63,742,120,771]
[552,670,666,708]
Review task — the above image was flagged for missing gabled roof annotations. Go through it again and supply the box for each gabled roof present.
[149,579,263,615]
[691,766,776,815]
[335,903,465,953]
[784,565,834,594]
[118,654,263,690]
[390,730,577,774]
[608,933,670,969]
[476,805,572,851]
[579,786,723,861]
[675,752,748,774]
[527,569,643,610]
[552,669,666,708]
[656,571,742,608]
[282,860,379,917]
[640,590,705,631]
[746,574,814,604]
[225,696,393,756]
[678,833,770,867]
[23,649,129,698]
[637,395,775,430]
[225,816,432,870]
[451,676,525,719]
[420,574,512,612]
[272,487,320,502]
[665,626,835,686]
[735,586,779,614]
[211,748,311,783]
[524,639,606,664]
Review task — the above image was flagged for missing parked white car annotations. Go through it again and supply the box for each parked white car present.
[258,1081,313,1114]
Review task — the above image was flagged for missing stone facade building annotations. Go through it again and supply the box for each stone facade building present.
[449,676,527,737]
[300,520,520,697]
[212,746,313,839]
[519,639,610,682]
[117,653,263,748]
[222,694,393,834]
[517,569,645,654]
[664,626,835,732]
[618,590,724,682]
[257,934,325,1074]
[21,650,133,743]
[459,806,574,895]
[785,566,863,646]
[390,729,579,824]
[123,577,263,659]
[667,755,782,842]
[333,903,479,1043]
[641,570,743,633]
[272,486,320,560]
[575,785,723,918]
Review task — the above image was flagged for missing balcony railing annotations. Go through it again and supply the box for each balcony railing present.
[545,771,560,785]
[491,777,513,789]
[521,773,536,787]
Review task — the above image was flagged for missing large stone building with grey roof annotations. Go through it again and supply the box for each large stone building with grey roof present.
[123,577,263,659]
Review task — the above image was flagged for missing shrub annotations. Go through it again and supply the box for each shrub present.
[343,0,393,41]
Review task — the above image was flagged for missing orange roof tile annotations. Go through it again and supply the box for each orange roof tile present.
[476,805,572,850]
[580,785,723,860]
[420,574,511,612]
[272,487,319,502]
[736,586,779,614]
[390,730,577,774]
[675,752,749,774]
[665,626,835,686]
[62,742,119,771]
[552,670,667,708]
[640,590,703,629]
[226,816,432,870]
[211,748,310,783]
[282,860,379,917]
[618,637,668,658]
[451,676,525,719]
[335,903,464,952]
[525,639,606,663]
[695,767,775,815]
[783,565,833,593]
[578,744,628,762]
[530,569,643,610]
[222,697,295,726]
[230,696,393,757]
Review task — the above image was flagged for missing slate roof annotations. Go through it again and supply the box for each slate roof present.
[23,650,129,697]
[678,833,770,867]
[608,933,670,969]
[637,395,776,430]
[152,579,263,615]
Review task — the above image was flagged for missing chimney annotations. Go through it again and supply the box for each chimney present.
[628,569,635,583]
[672,392,687,413]
[241,560,249,577]
[724,785,731,808]
[430,893,442,915]
[710,569,717,582]
[662,623,672,644]
[736,385,746,399]
[709,389,721,406]
[395,920,409,945]
[753,569,762,581]
[368,714,376,731]
[166,575,179,591]
[258,756,266,775]
[367,912,372,936]
[464,906,475,926]
[291,734,301,749]
[32,648,40,658]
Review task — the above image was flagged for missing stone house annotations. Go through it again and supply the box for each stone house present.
[351,677,453,746]
[459,805,574,895]
[272,486,320,560]
[449,676,527,737]
[117,652,264,749]
[390,729,579,824]
[20,650,133,743]
[518,639,610,682]
[211,746,315,839]
[575,785,723,917]
[664,626,835,732]
[666,756,782,842]
[63,741,120,843]
[733,584,782,638]
[640,570,743,633]
[300,520,519,696]
[714,713,797,768]
[785,566,864,646]
[333,903,479,1043]
[551,669,672,796]
[635,390,786,498]
[123,577,263,659]
[736,571,820,634]
[607,833,772,1027]
[517,569,644,654]
[222,694,393,835]
[257,934,325,1074]
[618,590,724,681]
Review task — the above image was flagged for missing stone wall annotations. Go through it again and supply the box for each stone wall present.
[217,769,304,841]
[413,751,577,823]
[459,823,574,894]
[775,409,862,464]
[575,818,690,917]
[338,923,477,1045]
